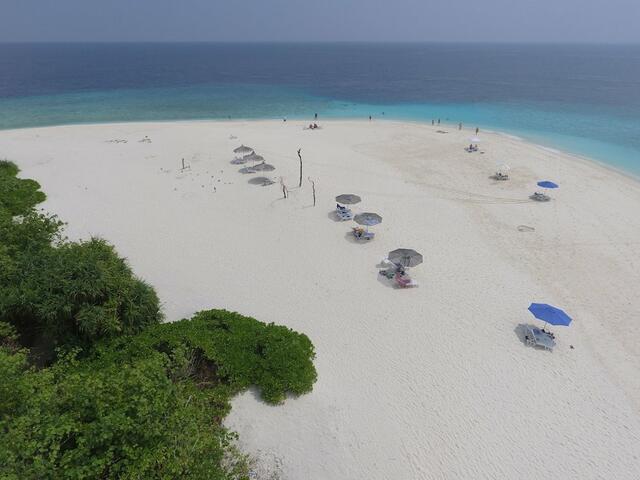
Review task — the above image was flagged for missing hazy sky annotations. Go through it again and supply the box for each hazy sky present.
[1,0,639,43]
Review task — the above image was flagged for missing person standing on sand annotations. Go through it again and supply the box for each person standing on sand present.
[369,115,372,121]
[438,119,440,125]
[459,123,462,130]
[476,127,479,135]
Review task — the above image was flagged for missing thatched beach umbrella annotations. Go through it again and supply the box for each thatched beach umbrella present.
[248,176,275,186]
[251,162,275,172]
[243,152,264,163]
[234,145,254,155]
[335,194,361,205]
[388,248,423,268]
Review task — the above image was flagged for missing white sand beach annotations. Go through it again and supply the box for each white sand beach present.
[1,119,639,479]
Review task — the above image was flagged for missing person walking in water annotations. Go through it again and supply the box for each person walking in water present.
[314,113,318,120]
[437,119,440,125]
[432,119,434,125]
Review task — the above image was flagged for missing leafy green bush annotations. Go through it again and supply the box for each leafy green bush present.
[0,347,247,480]
[0,160,46,216]
[100,309,317,404]
[0,310,317,479]
[0,237,162,358]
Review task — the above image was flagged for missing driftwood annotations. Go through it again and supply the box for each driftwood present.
[307,177,316,206]
[297,148,303,188]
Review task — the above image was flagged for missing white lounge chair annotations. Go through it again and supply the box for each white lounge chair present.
[524,326,555,351]
[395,272,418,288]
[532,192,550,202]
[336,210,353,221]
[352,227,375,241]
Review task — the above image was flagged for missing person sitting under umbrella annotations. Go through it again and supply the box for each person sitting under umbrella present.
[541,327,555,339]
[528,303,572,342]
[352,212,382,241]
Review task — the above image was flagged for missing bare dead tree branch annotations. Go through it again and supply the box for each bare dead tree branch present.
[307,176,316,206]
[279,177,288,199]
[297,148,303,188]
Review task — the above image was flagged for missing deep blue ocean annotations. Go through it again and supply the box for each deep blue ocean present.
[1,43,639,174]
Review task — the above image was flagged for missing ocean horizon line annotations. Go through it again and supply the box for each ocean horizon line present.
[2,40,640,47]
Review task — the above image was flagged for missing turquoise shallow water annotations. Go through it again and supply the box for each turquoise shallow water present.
[1,84,638,176]
[319,101,640,176]
[1,43,639,175]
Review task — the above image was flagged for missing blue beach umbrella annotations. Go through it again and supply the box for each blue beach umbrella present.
[537,181,559,189]
[528,303,572,329]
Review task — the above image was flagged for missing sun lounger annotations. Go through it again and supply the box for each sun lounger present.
[395,272,418,288]
[336,210,353,221]
[532,192,551,202]
[524,326,556,351]
[379,268,396,279]
[352,227,374,241]
[336,204,353,220]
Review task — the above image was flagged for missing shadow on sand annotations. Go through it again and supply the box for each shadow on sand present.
[327,210,352,222]
[514,323,532,346]
[343,230,377,244]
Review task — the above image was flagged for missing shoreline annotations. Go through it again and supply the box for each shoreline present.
[2,117,640,185]
[1,119,639,479]
[492,128,640,185]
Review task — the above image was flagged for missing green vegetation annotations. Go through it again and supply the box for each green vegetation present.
[0,161,316,479]
[0,161,162,360]
[0,160,46,216]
